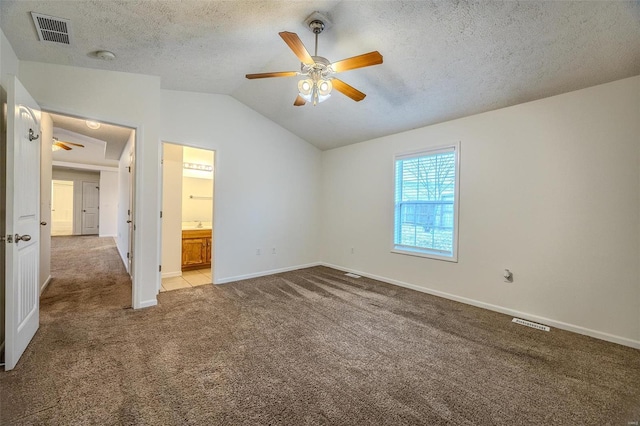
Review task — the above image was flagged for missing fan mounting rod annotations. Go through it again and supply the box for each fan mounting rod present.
[309,19,324,56]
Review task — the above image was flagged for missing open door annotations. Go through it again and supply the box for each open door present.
[4,76,41,371]
[127,146,135,275]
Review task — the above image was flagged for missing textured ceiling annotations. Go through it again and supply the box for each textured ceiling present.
[2,1,639,151]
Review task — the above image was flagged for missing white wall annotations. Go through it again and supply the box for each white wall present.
[19,61,162,309]
[182,177,213,222]
[0,27,18,87]
[39,113,53,292]
[161,90,322,283]
[161,142,183,277]
[321,76,640,347]
[0,27,20,348]
[99,171,118,237]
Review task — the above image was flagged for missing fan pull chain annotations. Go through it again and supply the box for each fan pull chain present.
[314,33,318,57]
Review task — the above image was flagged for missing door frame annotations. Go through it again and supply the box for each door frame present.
[159,141,217,289]
[40,106,141,308]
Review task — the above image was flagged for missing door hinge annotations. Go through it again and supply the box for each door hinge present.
[127,252,130,259]
[159,265,162,272]
[127,209,130,216]
[128,166,131,173]
[160,211,163,218]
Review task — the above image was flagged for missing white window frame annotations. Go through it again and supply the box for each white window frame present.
[391,142,460,262]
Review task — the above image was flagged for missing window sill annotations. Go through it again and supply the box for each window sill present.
[391,247,458,263]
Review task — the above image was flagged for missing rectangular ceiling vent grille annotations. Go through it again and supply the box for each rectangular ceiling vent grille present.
[31,12,72,45]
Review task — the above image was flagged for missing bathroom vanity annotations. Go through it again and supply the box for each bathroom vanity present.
[181,228,212,270]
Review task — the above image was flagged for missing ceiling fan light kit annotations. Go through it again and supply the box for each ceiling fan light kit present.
[246,12,382,107]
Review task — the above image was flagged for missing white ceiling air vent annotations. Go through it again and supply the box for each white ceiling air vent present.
[31,12,72,45]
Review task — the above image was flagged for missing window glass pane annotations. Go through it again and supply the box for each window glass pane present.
[394,148,457,259]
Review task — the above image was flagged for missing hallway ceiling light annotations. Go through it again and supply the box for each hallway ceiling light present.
[85,120,101,129]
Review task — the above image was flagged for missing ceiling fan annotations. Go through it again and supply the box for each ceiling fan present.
[52,137,85,151]
[246,15,383,106]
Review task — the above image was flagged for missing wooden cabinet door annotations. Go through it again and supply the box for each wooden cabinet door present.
[206,237,212,264]
[182,237,206,267]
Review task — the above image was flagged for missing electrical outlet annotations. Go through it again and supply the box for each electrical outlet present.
[256,248,261,255]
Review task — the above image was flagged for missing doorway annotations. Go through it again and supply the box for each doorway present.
[44,111,137,303]
[160,143,215,292]
[50,169,101,236]
[51,180,73,236]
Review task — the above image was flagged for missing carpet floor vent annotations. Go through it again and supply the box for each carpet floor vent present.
[512,317,550,332]
[31,12,73,45]
[344,273,361,278]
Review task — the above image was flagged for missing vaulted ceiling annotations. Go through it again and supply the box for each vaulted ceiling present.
[2,1,639,151]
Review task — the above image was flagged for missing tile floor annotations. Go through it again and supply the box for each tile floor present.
[160,268,212,292]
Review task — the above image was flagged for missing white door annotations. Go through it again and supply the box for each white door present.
[127,149,135,275]
[5,76,41,371]
[81,181,99,235]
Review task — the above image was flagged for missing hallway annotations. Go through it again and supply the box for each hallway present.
[43,235,132,312]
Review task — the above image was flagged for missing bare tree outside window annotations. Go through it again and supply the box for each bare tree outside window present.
[394,147,458,258]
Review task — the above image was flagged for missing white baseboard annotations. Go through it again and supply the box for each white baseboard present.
[40,275,52,295]
[215,262,322,285]
[99,233,117,238]
[135,299,158,309]
[321,263,640,350]
[161,271,182,279]
[117,245,128,269]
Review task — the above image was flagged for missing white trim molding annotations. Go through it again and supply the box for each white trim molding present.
[40,275,52,295]
[162,271,182,279]
[215,262,322,285]
[321,263,640,350]
[136,299,158,309]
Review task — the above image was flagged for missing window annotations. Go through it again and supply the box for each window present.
[393,144,459,261]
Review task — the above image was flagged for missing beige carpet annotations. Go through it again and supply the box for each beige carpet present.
[1,235,639,425]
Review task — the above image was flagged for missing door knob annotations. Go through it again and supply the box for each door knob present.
[40,221,47,226]
[15,234,31,243]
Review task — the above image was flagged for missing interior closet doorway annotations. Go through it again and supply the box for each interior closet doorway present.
[50,168,100,236]
[160,143,215,292]
[51,180,74,235]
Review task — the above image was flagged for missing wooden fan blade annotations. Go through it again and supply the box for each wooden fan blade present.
[59,141,85,147]
[279,31,315,66]
[294,95,306,106]
[246,71,298,79]
[331,51,383,73]
[332,79,366,102]
[54,142,72,150]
